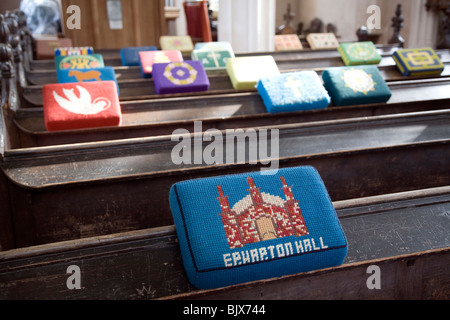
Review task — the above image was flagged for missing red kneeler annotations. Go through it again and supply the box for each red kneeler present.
[43,81,122,131]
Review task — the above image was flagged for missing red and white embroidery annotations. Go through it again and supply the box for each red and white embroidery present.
[52,85,111,115]
[217,177,309,249]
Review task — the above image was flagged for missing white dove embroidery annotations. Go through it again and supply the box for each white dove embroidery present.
[52,85,111,115]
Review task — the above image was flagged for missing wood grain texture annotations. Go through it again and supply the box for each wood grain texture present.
[0,190,448,299]
[60,0,167,49]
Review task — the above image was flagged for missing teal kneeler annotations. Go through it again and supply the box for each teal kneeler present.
[322,65,392,106]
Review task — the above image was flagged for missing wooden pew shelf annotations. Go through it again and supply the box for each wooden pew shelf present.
[1,186,448,299]
[10,78,450,149]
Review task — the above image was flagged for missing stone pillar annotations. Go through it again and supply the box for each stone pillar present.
[218,0,275,52]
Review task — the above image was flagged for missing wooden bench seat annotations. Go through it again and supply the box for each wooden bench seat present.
[20,53,450,108]
[1,110,449,248]
[11,78,450,148]
[0,186,448,299]
[23,49,450,91]
[2,11,448,301]
[2,37,449,252]
[28,53,404,85]
[26,44,403,72]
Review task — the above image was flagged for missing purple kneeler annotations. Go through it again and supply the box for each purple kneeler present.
[152,60,210,94]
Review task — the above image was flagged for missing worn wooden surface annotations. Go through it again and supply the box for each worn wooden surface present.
[11,78,450,148]
[1,39,449,299]
[21,50,450,107]
[5,109,450,186]
[170,248,450,300]
[26,44,403,72]
[2,46,450,251]
[1,110,449,248]
[0,187,448,299]
[58,0,167,50]
[20,64,450,108]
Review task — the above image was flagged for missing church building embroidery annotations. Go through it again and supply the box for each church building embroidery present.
[217,177,309,249]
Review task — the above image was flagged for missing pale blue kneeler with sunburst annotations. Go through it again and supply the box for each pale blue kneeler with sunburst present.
[322,65,392,106]
[257,71,331,113]
[169,166,348,289]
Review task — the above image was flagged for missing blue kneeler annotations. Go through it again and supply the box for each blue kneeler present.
[169,166,348,289]
[56,67,119,94]
[120,46,158,66]
[257,71,331,113]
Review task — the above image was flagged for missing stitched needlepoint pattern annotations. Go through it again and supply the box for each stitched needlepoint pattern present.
[218,177,309,249]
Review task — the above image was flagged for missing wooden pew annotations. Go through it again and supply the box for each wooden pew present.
[2,32,449,250]
[1,34,447,151]
[1,12,448,300]
[22,48,450,92]
[19,50,450,108]
[25,44,404,73]
[0,186,448,299]
[2,28,450,250]
[1,108,449,249]
[6,13,446,109]
[9,77,450,148]
[21,44,448,81]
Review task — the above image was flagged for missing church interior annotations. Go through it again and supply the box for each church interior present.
[0,0,449,301]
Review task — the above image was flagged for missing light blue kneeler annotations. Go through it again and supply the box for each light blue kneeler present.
[257,71,331,113]
[169,166,348,289]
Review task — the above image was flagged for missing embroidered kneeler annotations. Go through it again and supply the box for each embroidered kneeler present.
[56,67,119,94]
[274,34,303,51]
[160,35,194,54]
[393,47,444,77]
[226,56,280,90]
[191,42,235,70]
[152,60,210,94]
[322,65,392,106]
[306,33,339,50]
[42,81,122,131]
[139,50,183,78]
[169,166,348,289]
[257,71,331,113]
[55,54,105,71]
[120,46,158,66]
[338,41,381,66]
[54,46,94,57]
